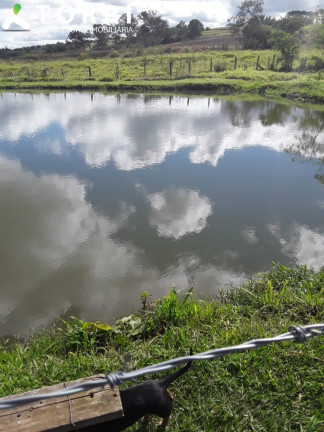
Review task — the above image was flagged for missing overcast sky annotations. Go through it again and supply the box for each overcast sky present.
[0,0,322,49]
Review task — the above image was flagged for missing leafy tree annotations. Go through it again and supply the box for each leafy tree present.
[137,10,169,45]
[312,22,324,60]
[275,15,313,34]
[269,30,299,71]
[118,13,138,47]
[118,13,138,30]
[66,31,90,49]
[46,42,68,53]
[136,24,151,47]
[286,10,314,18]
[159,27,177,44]
[242,18,271,49]
[92,24,110,50]
[228,0,264,32]
[175,21,188,41]
[187,19,204,39]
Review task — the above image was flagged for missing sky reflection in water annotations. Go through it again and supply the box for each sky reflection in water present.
[0,92,323,336]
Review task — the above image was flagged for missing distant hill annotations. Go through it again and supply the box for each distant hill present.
[163,28,243,51]
[0,27,244,60]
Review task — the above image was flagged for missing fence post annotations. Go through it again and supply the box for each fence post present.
[88,66,92,77]
[256,55,260,70]
[234,56,237,70]
[169,59,173,76]
[115,63,119,80]
[143,57,147,77]
[61,68,64,79]
[275,56,279,70]
[299,57,307,72]
[188,59,191,75]
[210,58,213,72]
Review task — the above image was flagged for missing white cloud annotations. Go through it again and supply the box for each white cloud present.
[242,227,258,245]
[147,188,213,239]
[3,93,321,172]
[0,0,319,48]
[289,225,324,270]
[0,155,241,335]
[267,222,324,270]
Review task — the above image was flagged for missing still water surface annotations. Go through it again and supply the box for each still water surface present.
[0,92,324,336]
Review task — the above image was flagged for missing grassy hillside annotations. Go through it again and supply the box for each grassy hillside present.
[2,49,323,81]
[1,49,324,103]
[0,264,323,431]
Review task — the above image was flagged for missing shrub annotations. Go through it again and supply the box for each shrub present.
[214,62,227,72]
[110,50,120,58]
[78,52,88,61]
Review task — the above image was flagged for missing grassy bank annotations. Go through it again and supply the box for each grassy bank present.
[1,50,324,103]
[0,264,323,431]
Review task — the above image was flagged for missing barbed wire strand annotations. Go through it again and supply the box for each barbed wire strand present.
[0,323,323,411]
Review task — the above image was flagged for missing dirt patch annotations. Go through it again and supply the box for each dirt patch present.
[163,34,244,52]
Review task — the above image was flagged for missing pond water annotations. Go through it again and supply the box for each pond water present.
[0,92,324,336]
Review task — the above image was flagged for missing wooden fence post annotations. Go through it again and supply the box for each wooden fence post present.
[143,57,147,77]
[210,58,213,72]
[61,68,64,79]
[169,59,173,76]
[275,56,279,70]
[115,63,119,80]
[256,56,260,70]
[234,56,237,70]
[88,66,92,77]
[299,57,307,72]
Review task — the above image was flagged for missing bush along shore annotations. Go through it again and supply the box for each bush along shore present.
[0,264,323,431]
[1,51,324,103]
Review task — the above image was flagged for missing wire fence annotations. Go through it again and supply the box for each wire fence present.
[0,323,323,410]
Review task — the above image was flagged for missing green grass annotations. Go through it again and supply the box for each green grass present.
[0,264,323,431]
[1,49,324,103]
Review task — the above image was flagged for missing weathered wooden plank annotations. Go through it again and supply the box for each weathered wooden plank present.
[0,374,123,432]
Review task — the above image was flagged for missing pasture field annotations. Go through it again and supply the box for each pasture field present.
[1,49,324,102]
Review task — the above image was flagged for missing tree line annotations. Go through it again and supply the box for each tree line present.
[66,12,205,51]
[1,0,324,71]
[228,0,324,70]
